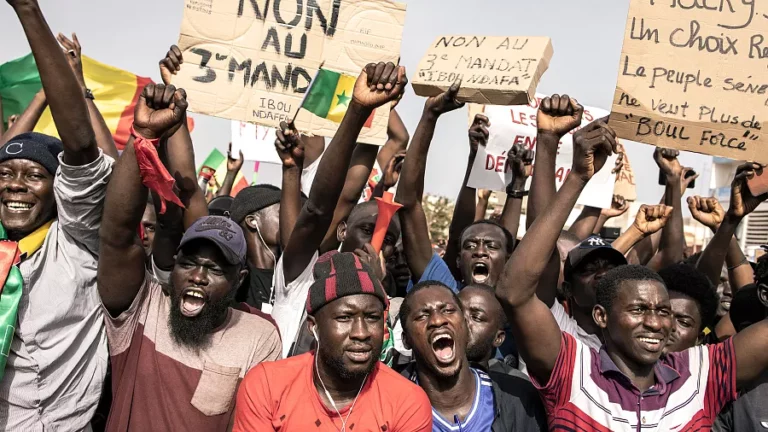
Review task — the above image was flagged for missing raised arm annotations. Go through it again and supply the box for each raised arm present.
[318,143,378,253]
[650,148,684,270]
[216,143,244,198]
[376,108,408,169]
[443,114,488,277]
[688,196,753,290]
[275,121,305,250]
[475,189,491,221]
[612,204,672,254]
[500,143,533,245]
[568,206,601,240]
[395,82,464,280]
[159,45,208,229]
[717,164,768,387]
[697,167,765,290]
[0,89,46,146]
[98,83,187,315]
[57,33,119,159]
[9,0,98,165]
[497,118,618,385]
[372,150,405,199]
[527,95,583,229]
[593,195,629,235]
[282,62,407,282]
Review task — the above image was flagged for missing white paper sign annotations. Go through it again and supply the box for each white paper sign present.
[231,121,280,164]
[467,95,618,209]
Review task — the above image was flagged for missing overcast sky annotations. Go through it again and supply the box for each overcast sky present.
[0,0,714,205]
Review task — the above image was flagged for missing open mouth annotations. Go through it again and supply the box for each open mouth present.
[431,333,456,364]
[3,200,34,212]
[720,297,732,311]
[180,288,207,318]
[471,262,490,284]
[637,336,663,353]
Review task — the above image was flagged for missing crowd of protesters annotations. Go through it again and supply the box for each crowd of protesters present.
[0,1,767,431]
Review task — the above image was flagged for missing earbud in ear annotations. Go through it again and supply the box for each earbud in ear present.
[312,327,319,341]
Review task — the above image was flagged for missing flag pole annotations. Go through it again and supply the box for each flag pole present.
[290,61,325,125]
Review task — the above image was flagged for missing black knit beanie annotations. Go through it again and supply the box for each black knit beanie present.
[0,132,63,175]
[230,185,283,224]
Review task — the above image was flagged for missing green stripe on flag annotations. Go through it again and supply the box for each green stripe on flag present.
[200,149,226,171]
[0,54,43,126]
[302,69,341,118]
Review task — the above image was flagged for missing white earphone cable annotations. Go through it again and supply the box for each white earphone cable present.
[313,328,368,432]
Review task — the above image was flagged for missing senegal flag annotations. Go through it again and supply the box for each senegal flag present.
[301,69,374,126]
[0,53,152,151]
[199,149,249,197]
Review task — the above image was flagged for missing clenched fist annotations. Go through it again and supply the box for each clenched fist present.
[133,83,188,140]
[633,204,673,236]
[571,118,618,183]
[352,62,408,110]
[537,94,583,138]
[687,196,724,230]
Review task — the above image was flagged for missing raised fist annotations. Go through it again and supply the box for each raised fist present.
[728,162,768,219]
[571,117,617,183]
[602,195,629,219]
[133,83,188,140]
[160,45,183,86]
[507,143,534,190]
[687,196,724,230]
[352,62,407,110]
[226,143,244,173]
[468,114,489,155]
[654,147,683,179]
[275,121,305,169]
[424,79,465,116]
[633,204,673,235]
[537,94,583,138]
[382,150,406,189]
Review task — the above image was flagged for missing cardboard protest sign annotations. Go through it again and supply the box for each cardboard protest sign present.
[411,36,553,105]
[231,121,280,164]
[467,97,618,209]
[610,0,768,162]
[174,0,406,145]
[613,143,637,201]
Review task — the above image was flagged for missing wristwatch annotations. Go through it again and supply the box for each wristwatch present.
[506,189,528,199]
[84,88,95,100]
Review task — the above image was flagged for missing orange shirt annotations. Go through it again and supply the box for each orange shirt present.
[234,352,433,431]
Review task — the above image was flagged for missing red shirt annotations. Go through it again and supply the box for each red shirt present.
[234,352,433,431]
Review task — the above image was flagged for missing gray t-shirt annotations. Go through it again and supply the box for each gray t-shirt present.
[0,151,113,432]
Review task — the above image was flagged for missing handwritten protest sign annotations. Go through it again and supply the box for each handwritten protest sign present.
[231,121,280,164]
[411,36,553,105]
[613,143,637,201]
[611,0,768,162]
[174,0,406,145]
[467,96,618,209]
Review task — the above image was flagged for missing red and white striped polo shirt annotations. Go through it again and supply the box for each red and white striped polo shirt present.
[531,332,738,431]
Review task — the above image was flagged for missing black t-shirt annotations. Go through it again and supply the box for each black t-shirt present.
[235,263,274,309]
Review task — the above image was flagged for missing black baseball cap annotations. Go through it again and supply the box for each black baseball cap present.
[178,216,246,266]
[564,235,627,280]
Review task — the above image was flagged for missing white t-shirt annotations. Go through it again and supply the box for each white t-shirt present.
[550,301,602,350]
[271,252,319,358]
[301,154,323,195]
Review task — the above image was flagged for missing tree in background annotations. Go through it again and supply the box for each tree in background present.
[423,194,454,244]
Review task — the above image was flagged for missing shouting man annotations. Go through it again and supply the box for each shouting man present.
[398,280,546,431]
[97,84,281,431]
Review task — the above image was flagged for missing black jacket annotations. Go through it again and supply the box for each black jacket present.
[398,362,547,432]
